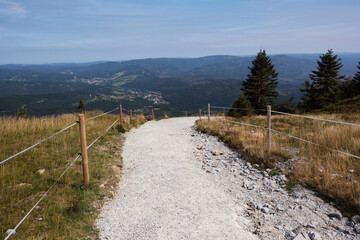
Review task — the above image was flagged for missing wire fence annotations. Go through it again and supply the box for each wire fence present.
[1,103,161,239]
[207,104,360,161]
[0,107,121,166]
[223,119,266,130]
[86,107,119,121]
[4,154,82,240]
[210,105,360,127]
[270,110,360,127]
[269,128,360,160]
[2,111,124,240]
[4,117,120,239]
[4,103,359,238]
[0,122,79,165]
[211,106,254,111]
[87,118,119,150]
[210,105,266,112]
[222,118,360,160]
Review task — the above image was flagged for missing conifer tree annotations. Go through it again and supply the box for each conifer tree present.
[16,106,28,118]
[77,100,87,113]
[241,49,278,111]
[353,61,360,96]
[227,94,254,117]
[301,49,344,110]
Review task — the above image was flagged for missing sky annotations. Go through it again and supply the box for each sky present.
[0,0,359,64]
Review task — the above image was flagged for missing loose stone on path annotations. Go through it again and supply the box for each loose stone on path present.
[96,117,257,240]
[190,127,358,239]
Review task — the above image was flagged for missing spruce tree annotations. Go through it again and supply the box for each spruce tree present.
[340,77,355,99]
[241,49,278,111]
[16,106,28,119]
[301,49,344,110]
[77,100,87,113]
[227,94,254,117]
[353,61,360,96]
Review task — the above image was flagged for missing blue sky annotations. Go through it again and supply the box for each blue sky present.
[0,0,359,64]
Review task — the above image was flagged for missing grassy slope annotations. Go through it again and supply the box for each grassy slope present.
[0,112,145,239]
[196,114,360,215]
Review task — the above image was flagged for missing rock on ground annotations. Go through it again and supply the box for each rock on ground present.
[190,120,358,240]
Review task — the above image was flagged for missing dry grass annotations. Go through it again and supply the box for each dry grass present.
[0,111,146,239]
[196,113,360,215]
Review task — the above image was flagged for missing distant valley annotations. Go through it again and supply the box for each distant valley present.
[1,53,359,116]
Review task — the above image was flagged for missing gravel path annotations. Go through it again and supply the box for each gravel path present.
[96,117,257,240]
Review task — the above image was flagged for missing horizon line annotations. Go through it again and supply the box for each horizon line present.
[1,52,360,65]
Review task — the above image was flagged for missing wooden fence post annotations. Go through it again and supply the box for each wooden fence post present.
[130,109,133,121]
[79,114,89,186]
[208,104,211,123]
[267,105,271,155]
[199,109,202,120]
[152,108,155,119]
[120,104,123,127]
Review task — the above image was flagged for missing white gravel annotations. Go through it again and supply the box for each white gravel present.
[96,117,257,240]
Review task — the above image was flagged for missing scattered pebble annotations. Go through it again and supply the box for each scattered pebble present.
[191,128,358,239]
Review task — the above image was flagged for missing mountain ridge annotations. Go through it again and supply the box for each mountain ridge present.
[1,53,359,116]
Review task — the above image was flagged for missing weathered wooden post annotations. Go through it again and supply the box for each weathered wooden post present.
[152,108,155,120]
[79,114,89,186]
[130,109,133,121]
[185,111,188,117]
[208,104,211,123]
[199,109,202,120]
[120,104,123,127]
[267,105,271,155]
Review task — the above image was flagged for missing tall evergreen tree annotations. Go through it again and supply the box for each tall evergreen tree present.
[241,49,278,111]
[227,94,254,117]
[301,49,344,110]
[341,61,360,99]
[339,77,354,100]
[353,61,360,96]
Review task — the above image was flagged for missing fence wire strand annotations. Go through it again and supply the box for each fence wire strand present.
[211,106,252,111]
[4,117,121,239]
[87,118,119,150]
[223,119,266,129]
[86,107,119,121]
[210,105,360,127]
[0,122,78,166]
[271,110,360,127]
[218,117,360,160]
[210,105,266,112]
[270,129,360,160]
[4,104,360,239]
[4,154,82,240]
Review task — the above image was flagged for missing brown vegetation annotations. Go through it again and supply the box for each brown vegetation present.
[196,114,360,215]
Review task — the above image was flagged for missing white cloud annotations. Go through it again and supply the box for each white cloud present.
[218,15,307,33]
[0,0,26,17]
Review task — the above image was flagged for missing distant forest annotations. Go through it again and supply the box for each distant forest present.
[1,53,360,116]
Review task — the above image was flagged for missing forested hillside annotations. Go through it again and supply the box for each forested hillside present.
[1,54,359,116]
